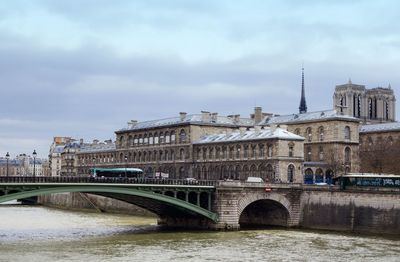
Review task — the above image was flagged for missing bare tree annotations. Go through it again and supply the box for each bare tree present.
[360,136,400,174]
[324,146,344,177]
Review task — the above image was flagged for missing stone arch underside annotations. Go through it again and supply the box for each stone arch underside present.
[0,186,217,222]
[237,193,294,228]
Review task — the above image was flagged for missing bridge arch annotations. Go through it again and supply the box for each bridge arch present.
[0,186,217,222]
[237,193,293,228]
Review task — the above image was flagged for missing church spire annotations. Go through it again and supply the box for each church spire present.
[299,67,307,114]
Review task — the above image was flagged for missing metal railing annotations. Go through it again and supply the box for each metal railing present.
[0,176,217,186]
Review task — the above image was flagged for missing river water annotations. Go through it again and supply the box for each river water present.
[0,204,399,262]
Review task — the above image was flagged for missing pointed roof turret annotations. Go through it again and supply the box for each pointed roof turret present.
[299,67,307,114]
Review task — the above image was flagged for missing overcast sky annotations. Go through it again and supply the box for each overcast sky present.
[0,0,399,158]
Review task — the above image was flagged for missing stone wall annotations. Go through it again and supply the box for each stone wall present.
[37,193,155,217]
[300,188,400,234]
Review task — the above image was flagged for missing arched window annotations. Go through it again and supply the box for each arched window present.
[244,145,249,158]
[119,136,125,147]
[306,146,312,161]
[315,168,323,183]
[368,98,373,119]
[154,132,159,144]
[202,148,207,160]
[306,127,312,142]
[252,145,257,159]
[143,134,148,144]
[138,135,143,145]
[128,135,133,146]
[180,148,185,160]
[294,128,300,135]
[266,164,274,182]
[149,133,153,145]
[209,147,214,159]
[165,131,170,143]
[304,168,313,184]
[267,144,273,157]
[345,147,351,163]
[259,144,264,158]
[216,147,221,159]
[159,132,164,144]
[288,143,294,157]
[319,146,324,161]
[318,126,324,141]
[287,164,295,183]
[229,146,234,159]
[171,131,176,143]
[236,145,241,159]
[222,146,227,159]
[179,129,187,143]
[344,126,351,140]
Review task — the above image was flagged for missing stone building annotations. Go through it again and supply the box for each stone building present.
[359,122,400,174]
[76,140,116,176]
[49,137,72,177]
[75,111,304,182]
[192,127,304,183]
[259,109,360,183]
[333,80,396,123]
[0,158,23,176]
[110,112,255,179]
[60,140,82,176]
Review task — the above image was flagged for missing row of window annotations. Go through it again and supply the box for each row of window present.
[294,126,351,142]
[118,129,188,147]
[305,146,351,163]
[361,135,397,146]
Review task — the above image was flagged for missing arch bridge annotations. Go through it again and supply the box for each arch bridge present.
[0,177,304,230]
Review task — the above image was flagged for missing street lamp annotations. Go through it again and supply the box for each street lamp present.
[124,155,128,178]
[6,152,10,177]
[32,150,37,177]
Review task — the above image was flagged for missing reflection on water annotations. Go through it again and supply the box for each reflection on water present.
[0,206,399,262]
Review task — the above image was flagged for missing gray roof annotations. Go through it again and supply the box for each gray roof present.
[117,114,254,132]
[193,127,304,145]
[260,109,358,125]
[79,143,116,154]
[360,122,400,134]
[52,145,64,154]
[0,159,22,166]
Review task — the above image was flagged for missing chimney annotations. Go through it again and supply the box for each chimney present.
[254,107,263,124]
[201,111,210,122]
[93,139,99,144]
[79,138,84,145]
[127,120,138,129]
[234,114,241,124]
[211,112,218,122]
[179,112,187,121]
[105,139,112,144]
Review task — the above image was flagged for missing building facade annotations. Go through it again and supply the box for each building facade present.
[333,80,396,123]
[259,109,360,183]
[359,122,400,175]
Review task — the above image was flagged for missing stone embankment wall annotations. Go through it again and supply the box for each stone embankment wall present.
[38,193,154,217]
[300,188,400,235]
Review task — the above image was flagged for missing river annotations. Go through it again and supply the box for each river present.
[0,204,399,262]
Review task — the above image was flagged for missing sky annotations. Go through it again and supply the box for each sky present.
[0,0,399,158]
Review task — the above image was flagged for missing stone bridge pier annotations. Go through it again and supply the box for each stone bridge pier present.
[212,182,302,230]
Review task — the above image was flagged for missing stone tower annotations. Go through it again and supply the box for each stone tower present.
[333,80,396,123]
